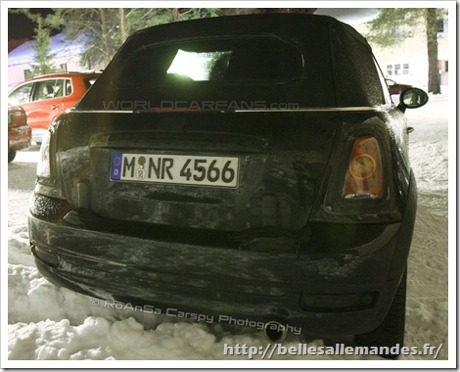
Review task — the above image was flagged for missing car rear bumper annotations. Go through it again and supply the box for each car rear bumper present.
[29,178,416,338]
[9,127,31,151]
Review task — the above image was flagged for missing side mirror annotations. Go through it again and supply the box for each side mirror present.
[398,88,429,111]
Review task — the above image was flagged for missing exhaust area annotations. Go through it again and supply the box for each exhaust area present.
[264,320,289,342]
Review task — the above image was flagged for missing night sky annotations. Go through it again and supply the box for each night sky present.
[8,8,377,41]
[8,9,54,40]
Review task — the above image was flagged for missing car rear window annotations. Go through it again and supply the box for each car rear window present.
[116,37,303,86]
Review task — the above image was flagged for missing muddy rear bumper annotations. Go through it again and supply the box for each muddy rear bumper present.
[29,188,415,337]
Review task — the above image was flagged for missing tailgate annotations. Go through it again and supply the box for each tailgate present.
[56,111,339,233]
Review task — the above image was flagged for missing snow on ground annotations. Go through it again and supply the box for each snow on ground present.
[5,94,450,363]
[403,94,449,361]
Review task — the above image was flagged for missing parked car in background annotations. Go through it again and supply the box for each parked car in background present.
[29,14,429,358]
[8,105,31,162]
[8,72,100,144]
[386,78,412,95]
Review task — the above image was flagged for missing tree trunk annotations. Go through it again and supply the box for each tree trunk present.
[98,8,111,67]
[119,8,127,44]
[172,9,180,22]
[426,9,441,94]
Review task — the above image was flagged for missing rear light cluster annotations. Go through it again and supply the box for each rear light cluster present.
[342,136,383,199]
[313,129,398,223]
[8,108,27,127]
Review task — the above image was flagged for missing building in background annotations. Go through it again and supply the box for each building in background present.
[8,33,91,88]
[317,9,449,93]
[355,15,449,93]
[8,10,449,93]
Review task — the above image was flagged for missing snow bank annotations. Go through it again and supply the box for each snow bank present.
[9,317,219,360]
[406,94,449,215]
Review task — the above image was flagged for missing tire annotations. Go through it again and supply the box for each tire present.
[355,268,407,359]
[8,148,17,163]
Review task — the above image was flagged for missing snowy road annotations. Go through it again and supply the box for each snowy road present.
[6,95,450,363]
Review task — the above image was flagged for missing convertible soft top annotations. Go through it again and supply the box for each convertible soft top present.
[79,14,385,110]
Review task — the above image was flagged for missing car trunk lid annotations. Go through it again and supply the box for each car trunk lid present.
[57,111,339,233]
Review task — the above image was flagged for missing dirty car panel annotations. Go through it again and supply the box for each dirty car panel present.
[28,14,425,352]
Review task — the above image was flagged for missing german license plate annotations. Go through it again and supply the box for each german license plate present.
[110,153,239,188]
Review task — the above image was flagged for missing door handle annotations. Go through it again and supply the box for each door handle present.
[51,105,57,110]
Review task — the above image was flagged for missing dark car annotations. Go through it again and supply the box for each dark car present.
[8,72,100,144]
[386,78,412,95]
[8,105,31,162]
[28,14,428,357]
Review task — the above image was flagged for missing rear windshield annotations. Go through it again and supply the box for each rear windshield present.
[116,37,303,86]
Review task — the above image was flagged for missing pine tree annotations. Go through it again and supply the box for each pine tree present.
[48,8,223,69]
[30,16,56,75]
[9,9,57,76]
[38,8,316,70]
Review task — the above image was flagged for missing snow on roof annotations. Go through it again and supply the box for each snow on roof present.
[8,33,86,67]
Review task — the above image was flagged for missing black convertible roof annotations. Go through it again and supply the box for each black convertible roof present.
[79,13,384,110]
[129,13,370,49]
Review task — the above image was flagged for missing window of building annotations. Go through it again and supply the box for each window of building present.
[386,64,393,76]
[436,19,444,33]
[402,63,409,75]
[437,17,448,35]
[438,60,449,73]
[386,63,409,77]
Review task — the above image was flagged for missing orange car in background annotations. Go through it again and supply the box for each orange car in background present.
[8,72,100,144]
[8,105,31,162]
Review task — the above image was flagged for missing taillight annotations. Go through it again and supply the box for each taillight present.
[9,108,27,126]
[342,136,383,199]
